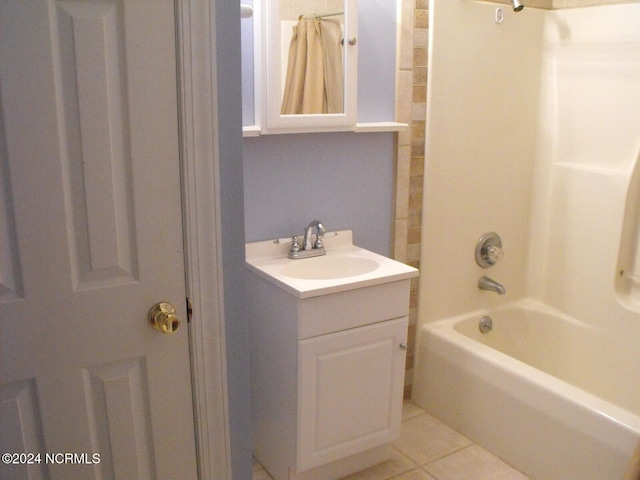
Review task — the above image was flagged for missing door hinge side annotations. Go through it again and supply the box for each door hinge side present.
[186,297,193,323]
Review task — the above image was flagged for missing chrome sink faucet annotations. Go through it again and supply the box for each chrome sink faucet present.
[478,276,506,295]
[303,220,325,251]
[288,220,326,259]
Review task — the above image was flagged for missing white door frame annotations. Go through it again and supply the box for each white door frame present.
[177,0,232,479]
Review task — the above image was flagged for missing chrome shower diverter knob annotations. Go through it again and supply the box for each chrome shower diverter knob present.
[475,232,504,268]
[486,245,504,264]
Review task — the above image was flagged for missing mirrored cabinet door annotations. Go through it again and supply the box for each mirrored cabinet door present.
[261,0,357,133]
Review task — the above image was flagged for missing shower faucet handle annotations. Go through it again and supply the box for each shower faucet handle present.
[475,232,504,268]
[486,245,504,264]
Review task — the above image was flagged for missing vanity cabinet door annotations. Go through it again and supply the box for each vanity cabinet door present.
[296,317,408,472]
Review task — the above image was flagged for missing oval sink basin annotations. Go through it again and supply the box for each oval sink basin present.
[280,255,380,280]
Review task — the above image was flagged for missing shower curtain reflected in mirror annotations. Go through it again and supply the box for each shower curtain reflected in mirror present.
[281,17,343,114]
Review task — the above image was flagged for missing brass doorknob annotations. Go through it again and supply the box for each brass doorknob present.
[148,302,181,334]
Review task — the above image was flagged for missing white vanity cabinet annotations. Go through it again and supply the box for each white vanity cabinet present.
[247,264,414,480]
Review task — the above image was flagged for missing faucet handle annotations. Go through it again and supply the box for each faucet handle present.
[314,230,325,249]
[287,236,301,258]
[313,222,325,249]
[475,232,504,268]
[486,245,504,264]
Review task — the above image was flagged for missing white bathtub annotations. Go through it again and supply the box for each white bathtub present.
[413,299,640,480]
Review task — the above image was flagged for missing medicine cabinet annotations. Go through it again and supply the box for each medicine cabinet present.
[242,0,406,136]
[266,0,356,134]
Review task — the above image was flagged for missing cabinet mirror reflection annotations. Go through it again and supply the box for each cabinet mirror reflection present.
[279,1,346,115]
[262,0,357,133]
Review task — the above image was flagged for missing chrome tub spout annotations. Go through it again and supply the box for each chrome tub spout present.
[478,276,506,295]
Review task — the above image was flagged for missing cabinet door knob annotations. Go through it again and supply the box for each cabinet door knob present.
[399,343,408,350]
[341,36,357,46]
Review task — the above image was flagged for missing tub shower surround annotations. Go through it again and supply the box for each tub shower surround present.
[413,1,640,479]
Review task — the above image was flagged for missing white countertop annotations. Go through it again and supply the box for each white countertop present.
[245,230,419,298]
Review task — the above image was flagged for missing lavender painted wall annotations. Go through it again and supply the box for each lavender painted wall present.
[243,131,395,256]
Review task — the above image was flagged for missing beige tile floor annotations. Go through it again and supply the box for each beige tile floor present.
[253,401,530,480]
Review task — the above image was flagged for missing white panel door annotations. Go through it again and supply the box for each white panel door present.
[297,317,408,472]
[0,0,198,479]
